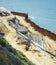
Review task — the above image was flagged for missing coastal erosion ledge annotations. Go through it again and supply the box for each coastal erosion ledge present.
[11,11,56,41]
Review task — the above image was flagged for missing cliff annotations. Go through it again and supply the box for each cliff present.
[0,8,56,65]
[11,11,56,40]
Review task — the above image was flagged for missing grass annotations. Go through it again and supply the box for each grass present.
[0,35,35,65]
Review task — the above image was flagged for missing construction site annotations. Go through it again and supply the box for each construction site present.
[0,7,56,65]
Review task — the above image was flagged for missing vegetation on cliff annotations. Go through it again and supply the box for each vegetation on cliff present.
[0,35,35,65]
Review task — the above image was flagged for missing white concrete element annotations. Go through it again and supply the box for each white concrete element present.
[8,17,28,32]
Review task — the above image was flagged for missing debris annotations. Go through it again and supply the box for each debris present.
[0,7,11,16]
[8,17,28,34]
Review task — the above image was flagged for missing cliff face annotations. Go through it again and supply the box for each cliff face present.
[11,11,28,19]
[0,9,56,65]
[25,19,56,40]
[11,11,56,41]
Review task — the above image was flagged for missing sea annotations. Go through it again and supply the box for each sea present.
[0,0,56,34]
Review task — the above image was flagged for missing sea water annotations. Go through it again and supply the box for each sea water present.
[0,0,56,34]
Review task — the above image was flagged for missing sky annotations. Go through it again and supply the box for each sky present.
[0,0,56,33]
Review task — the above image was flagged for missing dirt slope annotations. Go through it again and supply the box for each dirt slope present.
[0,15,56,65]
